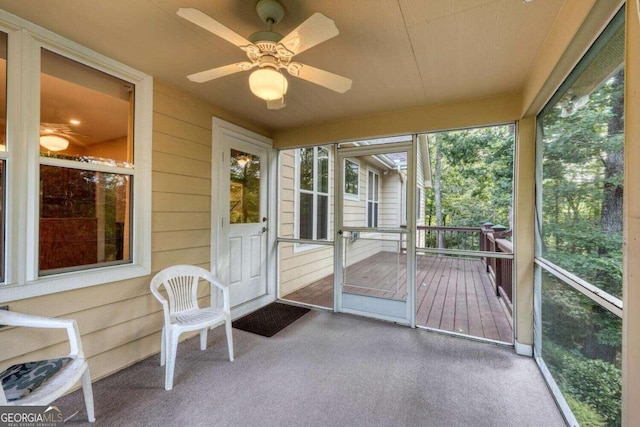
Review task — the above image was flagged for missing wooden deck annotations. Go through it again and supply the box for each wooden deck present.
[282,252,513,343]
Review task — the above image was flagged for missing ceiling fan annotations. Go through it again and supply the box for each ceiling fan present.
[177,0,352,110]
[40,123,83,151]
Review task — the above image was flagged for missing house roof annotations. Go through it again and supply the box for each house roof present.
[0,0,565,132]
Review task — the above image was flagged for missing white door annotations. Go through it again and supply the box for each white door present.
[213,122,270,309]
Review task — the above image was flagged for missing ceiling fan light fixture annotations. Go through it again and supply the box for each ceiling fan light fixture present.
[249,68,288,101]
[39,135,69,152]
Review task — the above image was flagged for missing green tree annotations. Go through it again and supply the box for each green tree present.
[425,125,514,230]
[538,34,624,424]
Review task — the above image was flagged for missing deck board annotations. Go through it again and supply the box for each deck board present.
[283,252,513,343]
[465,260,485,338]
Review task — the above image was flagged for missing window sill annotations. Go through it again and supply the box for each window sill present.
[0,263,150,303]
[293,242,333,253]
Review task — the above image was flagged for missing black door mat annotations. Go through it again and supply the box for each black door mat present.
[232,302,310,337]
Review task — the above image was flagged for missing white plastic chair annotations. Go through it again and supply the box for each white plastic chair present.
[0,310,95,422]
[150,265,234,390]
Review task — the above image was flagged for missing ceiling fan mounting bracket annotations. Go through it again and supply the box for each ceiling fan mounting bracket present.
[255,0,285,26]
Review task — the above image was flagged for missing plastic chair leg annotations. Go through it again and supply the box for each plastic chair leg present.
[200,328,207,351]
[160,326,166,367]
[225,320,234,362]
[81,369,96,422]
[165,331,179,391]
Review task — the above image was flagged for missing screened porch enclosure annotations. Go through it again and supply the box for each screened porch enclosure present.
[278,127,514,342]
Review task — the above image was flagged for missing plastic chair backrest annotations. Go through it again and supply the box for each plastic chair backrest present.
[150,265,208,315]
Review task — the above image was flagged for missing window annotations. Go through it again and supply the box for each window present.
[0,31,7,282]
[367,170,379,227]
[297,147,329,240]
[0,18,152,301]
[39,49,134,274]
[344,158,359,200]
[229,149,260,224]
[535,8,624,426]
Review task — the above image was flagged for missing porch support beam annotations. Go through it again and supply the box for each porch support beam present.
[623,2,640,424]
[513,116,536,353]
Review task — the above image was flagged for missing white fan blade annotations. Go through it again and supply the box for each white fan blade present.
[187,62,254,83]
[289,63,352,93]
[177,8,252,48]
[267,98,286,110]
[279,13,339,55]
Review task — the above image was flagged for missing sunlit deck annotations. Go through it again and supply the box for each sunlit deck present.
[283,252,513,343]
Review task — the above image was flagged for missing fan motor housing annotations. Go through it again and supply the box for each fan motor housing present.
[249,30,283,44]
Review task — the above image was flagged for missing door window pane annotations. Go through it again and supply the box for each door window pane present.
[230,149,260,224]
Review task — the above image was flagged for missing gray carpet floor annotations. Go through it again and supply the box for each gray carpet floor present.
[58,309,565,426]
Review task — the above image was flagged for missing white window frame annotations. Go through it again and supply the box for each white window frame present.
[343,158,360,201]
[0,11,152,303]
[416,185,423,223]
[294,146,331,252]
[367,169,380,228]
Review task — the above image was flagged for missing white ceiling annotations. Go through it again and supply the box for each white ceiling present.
[0,0,565,132]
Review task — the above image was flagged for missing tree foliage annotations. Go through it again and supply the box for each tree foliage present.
[539,62,623,426]
[424,125,514,228]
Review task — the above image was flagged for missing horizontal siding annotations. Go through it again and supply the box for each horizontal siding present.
[153,212,211,232]
[152,230,211,252]
[279,243,334,295]
[152,193,211,213]
[0,81,267,389]
[153,171,210,196]
[153,132,212,161]
[152,247,211,272]
[153,112,212,145]
[152,151,211,178]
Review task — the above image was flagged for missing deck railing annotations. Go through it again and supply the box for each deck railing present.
[408,223,514,309]
[415,225,482,251]
[481,223,513,311]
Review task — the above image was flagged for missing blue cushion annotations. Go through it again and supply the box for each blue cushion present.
[1,357,71,401]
